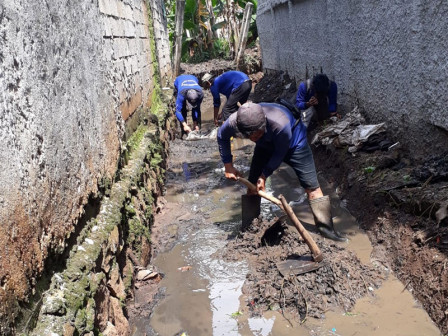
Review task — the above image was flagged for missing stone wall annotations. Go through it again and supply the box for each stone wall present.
[0,0,172,333]
[256,0,448,157]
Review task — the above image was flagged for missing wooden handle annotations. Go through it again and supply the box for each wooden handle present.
[237,177,284,209]
[279,195,323,262]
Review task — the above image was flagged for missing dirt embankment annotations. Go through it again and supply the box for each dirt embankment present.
[250,71,448,333]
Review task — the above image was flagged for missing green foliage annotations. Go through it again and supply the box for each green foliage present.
[166,0,258,62]
[230,311,243,318]
[363,166,376,174]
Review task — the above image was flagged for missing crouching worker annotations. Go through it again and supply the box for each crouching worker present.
[296,73,339,129]
[174,74,204,135]
[217,102,346,241]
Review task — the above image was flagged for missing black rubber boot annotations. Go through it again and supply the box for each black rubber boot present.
[309,195,347,242]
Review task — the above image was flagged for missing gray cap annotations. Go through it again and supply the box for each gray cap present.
[186,89,199,108]
[236,102,266,137]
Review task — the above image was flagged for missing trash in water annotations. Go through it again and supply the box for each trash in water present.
[185,128,218,141]
[178,265,192,272]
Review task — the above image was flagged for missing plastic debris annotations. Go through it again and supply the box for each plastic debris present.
[185,128,218,141]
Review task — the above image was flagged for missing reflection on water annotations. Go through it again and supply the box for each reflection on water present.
[182,162,191,182]
[248,316,276,336]
[189,226,248,336]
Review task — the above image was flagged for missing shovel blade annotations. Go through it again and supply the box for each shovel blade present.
[277,255,323,277]
[241,194,261,230]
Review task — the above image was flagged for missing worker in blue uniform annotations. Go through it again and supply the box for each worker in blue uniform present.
[296,74,339,128]
[217,102,347,241]
[174,74,204,134]
[202,71,252,126]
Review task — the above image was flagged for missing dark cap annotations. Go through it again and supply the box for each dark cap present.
[236,102,266,137]
[186,89,199,108]
[312,74,330,94]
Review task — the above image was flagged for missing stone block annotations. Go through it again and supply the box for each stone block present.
[113,38,129,59]
[124,21,135,38]
[98,0,118,17]
[101,16,112,37]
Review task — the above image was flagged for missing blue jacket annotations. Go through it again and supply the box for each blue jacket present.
[217,103,308,178]
[295,80,337,113]
[174,75,203,123]
[211,71,249,107]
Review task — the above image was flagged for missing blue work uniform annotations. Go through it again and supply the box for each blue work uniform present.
[174,75,203,123]
[211,71,251,120]
[295,81,338,113]
[217,103,319,189]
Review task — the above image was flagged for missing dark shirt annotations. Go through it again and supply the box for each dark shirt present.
[295,80,337,113]
[217,103,308,178]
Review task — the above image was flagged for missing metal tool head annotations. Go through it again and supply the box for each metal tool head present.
[277,255,324,278]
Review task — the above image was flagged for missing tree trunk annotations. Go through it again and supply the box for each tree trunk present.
[226,0,238,57]
[173,0,185,76]
[235,2,253,68]
[205,0,217,39]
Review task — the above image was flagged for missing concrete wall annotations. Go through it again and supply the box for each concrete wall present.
[0,0,171,331]
[257,0,448,157]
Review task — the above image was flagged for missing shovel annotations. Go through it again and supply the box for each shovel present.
[237,177,324,276]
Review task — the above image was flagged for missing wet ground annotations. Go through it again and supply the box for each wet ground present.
[127,81,442,335]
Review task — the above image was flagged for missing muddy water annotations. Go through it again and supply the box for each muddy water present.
[131,97,440,335]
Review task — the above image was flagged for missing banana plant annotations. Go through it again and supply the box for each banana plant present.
[165,0,258,62]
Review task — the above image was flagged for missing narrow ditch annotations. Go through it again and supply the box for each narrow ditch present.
[128,88,442,335]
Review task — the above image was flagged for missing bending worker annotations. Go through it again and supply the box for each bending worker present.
[296,73,338,128]
[201,71,252,126]
[174,74,204,134]
[217,102,346,241]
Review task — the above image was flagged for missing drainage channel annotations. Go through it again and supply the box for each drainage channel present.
[131,125,440,336]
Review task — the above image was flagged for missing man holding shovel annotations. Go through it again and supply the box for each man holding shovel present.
[217,102,346,241]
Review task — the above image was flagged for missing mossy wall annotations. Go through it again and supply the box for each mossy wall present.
[0,0,174,334]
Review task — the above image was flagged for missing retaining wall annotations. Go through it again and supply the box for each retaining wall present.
[0,0,172,333]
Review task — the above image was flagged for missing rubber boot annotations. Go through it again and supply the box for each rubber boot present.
[309,195,347,242]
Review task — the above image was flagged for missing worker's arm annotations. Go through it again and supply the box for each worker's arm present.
[296,82,309,110]
[174,94,192,133]
[217,116,241,180]
[214,106,220,126]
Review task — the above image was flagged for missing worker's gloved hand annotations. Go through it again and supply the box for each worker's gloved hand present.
[224,163,241,180]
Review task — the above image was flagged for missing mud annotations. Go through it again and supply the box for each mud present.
[224,216,385,320]
[128,47,446,335]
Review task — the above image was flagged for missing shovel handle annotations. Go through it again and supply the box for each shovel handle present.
[237,177,323,262]
[237,177,284,209]
[279,195,323,262]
